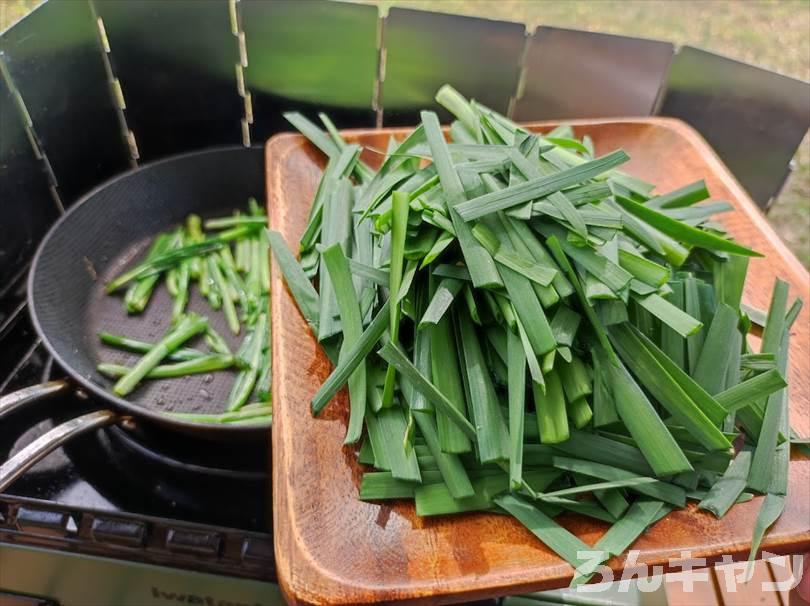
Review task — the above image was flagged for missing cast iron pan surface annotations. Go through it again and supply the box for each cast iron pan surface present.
[28,147,267,440]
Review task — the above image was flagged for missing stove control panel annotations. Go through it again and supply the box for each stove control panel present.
[0,497,274,582]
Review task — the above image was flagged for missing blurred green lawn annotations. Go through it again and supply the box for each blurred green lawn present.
[3,0,807,266]
[0,0,38,32]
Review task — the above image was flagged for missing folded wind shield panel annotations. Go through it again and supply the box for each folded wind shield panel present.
[382,8,525,126]
[514,27,674,121]
[95,0,242,161]
[0,0,130,204]
[0,75,59,289]
[241,0,379,140]
[660,46,810,208]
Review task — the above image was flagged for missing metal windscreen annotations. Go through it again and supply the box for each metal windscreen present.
[514,27,674,121]
[382,7,526,126]
[0,0,808,315]
[0,0,130,205]
[241,0,379,140]
[95,0,243,160]
[660,46,810,208]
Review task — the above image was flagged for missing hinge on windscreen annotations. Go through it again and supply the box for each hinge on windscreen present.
[373,11,385,128]
[230,0,252,147]
[0,53,64,214]
[507,29,532,120]
[89,1,139,165]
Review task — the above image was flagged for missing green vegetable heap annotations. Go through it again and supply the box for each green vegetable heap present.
[99,201,271,425]
[272,85,804,583]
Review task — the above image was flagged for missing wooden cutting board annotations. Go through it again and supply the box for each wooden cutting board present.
[268,118,810,605]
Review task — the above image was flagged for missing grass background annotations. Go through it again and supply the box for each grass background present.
[2,0,807,266]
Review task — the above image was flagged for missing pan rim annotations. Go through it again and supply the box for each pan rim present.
[27,145,270,437]
[105,424,267,483]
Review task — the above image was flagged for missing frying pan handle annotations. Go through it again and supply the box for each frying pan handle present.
[0,409,118,492]
[0,379,72,420]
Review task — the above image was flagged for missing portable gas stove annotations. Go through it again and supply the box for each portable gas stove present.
[0,284,279,605]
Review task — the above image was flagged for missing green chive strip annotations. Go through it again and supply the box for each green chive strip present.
[113,314,208,396]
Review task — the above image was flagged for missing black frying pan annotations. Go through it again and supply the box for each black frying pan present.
[0,147,268,489]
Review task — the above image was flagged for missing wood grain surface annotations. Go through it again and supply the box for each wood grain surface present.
[268,118,810,605]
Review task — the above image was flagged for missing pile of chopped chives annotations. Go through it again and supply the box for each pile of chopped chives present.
[98,201,271,424]
[272,84,804,581]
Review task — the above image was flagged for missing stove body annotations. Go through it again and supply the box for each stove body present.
[0,1,808,604]
[0,358,278,605]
